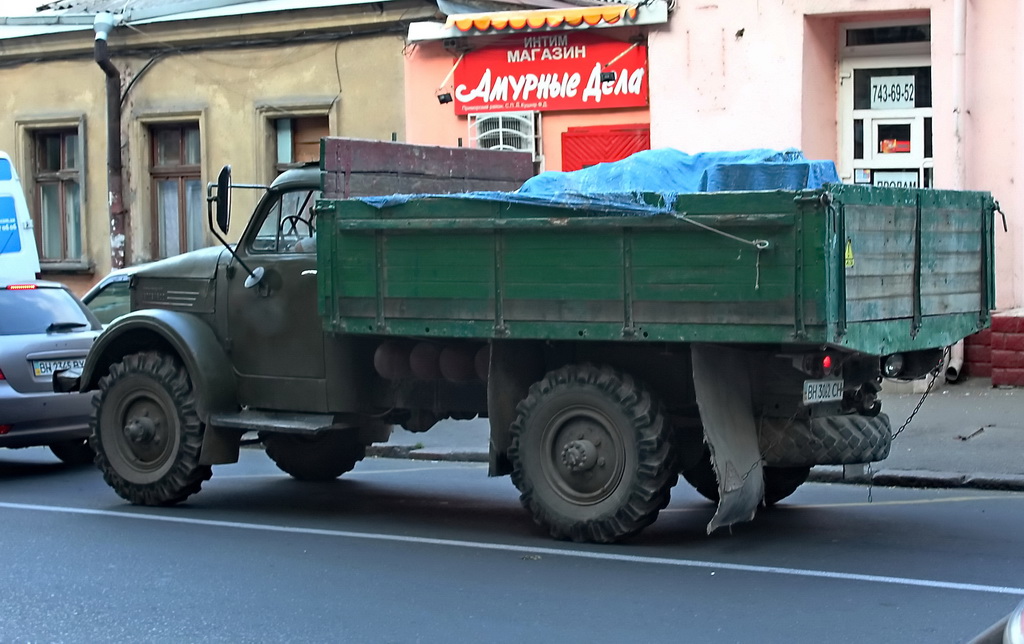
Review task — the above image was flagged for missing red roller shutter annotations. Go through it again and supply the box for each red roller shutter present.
[561,124,651,171]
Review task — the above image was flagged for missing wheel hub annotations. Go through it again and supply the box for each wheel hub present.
[117,397,169,465]
[124,416,158,444]
[561,439,598,472]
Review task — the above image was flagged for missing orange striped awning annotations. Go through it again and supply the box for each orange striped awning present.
[446,4,639,33]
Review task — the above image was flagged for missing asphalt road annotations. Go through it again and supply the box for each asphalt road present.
[1,447,1022,643]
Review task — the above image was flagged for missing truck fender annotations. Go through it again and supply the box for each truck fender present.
[80,310,241,463]
[486,340,545,477]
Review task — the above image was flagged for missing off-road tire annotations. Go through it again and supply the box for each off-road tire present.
[91,351,212,505]
[681,451,810,506]
[759,413,892,467]
[261,432,365,481]
[509,364,678,543]
[48,438,95,465]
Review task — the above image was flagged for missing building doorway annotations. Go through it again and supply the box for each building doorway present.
[837,22,932,188]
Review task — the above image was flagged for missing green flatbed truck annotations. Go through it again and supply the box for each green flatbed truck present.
[59,138,997,543]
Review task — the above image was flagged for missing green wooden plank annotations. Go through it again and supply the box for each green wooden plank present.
[504,282,623,300]
[632,281,792,302]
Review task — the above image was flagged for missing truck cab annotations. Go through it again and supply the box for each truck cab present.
[62,140,532,508]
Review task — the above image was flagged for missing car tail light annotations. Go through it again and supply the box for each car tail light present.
[0,367,4,380]
[5,284,38,290]
[0,424,11,435]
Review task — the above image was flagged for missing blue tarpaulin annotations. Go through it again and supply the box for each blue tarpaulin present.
[356,148,839,214]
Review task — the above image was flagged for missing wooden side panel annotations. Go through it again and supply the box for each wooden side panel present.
[320,137,533,198]
[918,198,983,316]
[844,204,917,322]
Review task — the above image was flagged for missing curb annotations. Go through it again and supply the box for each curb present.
[367,447,1024,492]
[808,466,1024,492]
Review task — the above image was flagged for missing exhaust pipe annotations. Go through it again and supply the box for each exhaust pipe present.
[945,340,965,383]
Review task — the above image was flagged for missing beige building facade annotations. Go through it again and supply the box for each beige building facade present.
[0,0,430,295]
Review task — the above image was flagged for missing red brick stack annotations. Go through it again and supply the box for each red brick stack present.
[964,328,992,379]
[965,311,1024,385]
[990,311,1024,386]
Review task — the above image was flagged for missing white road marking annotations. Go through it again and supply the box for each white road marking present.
[2,501,1022,596]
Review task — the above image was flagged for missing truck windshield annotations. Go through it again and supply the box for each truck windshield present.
[251,188,321,254]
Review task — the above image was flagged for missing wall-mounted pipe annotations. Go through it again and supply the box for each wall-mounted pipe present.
[94,12,127,269]
[951,0,967,190]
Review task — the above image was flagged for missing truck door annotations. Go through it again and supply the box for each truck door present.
[225,185,328,411]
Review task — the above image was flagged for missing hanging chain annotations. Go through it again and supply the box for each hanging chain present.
[891,346,950,441]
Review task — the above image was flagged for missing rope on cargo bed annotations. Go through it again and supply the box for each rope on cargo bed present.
[670,213,770,290]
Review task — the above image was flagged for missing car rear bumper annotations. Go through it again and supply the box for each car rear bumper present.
[0,389,95,448]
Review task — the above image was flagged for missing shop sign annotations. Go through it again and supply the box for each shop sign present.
[453,32,648,115]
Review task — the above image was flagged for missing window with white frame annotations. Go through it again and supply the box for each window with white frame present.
[838,21,933,188]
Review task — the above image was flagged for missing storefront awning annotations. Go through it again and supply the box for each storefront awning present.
[407,0,667,42]
[448,4,637,33]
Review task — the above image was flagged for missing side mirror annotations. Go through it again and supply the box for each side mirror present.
[215,165,232,234]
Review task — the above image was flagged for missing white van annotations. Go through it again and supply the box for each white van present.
[0,151,41,281]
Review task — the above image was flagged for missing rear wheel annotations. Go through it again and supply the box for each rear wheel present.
[509,364,677,543]
[91,351,211,505]
[261,432,365,481]
[681,448,810,506]
[48,438,94,465]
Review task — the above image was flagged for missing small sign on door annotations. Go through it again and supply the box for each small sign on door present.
[870,75,916,110]
[873,170,919,188]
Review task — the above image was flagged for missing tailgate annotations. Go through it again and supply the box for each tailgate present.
[831,184,995,354]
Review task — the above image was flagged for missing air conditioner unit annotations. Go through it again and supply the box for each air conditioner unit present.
[468,111,541,161]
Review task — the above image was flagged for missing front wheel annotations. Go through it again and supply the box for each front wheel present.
[91,351,212,505]
[509,364,678,543]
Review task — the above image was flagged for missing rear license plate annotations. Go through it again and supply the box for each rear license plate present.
[802,378,844,405]
[32,358,86,377]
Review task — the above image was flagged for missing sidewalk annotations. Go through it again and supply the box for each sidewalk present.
[369,376,1024,491]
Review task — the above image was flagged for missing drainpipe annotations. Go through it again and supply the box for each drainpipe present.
[93,12,127,269]
[951,0,966,190]
[945,0,967,382]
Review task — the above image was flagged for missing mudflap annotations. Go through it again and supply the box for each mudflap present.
[691,344,764,533]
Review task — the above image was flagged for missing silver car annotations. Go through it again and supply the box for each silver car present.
[81,264,143,325]
[0,280,101,464]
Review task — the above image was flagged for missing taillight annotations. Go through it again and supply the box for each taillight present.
[0,367,5,380]
[5,284,38,290]
[0,424,11,435]
[802,352,838,378]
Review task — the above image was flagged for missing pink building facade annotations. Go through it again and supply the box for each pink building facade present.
[405,1,1022,368]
